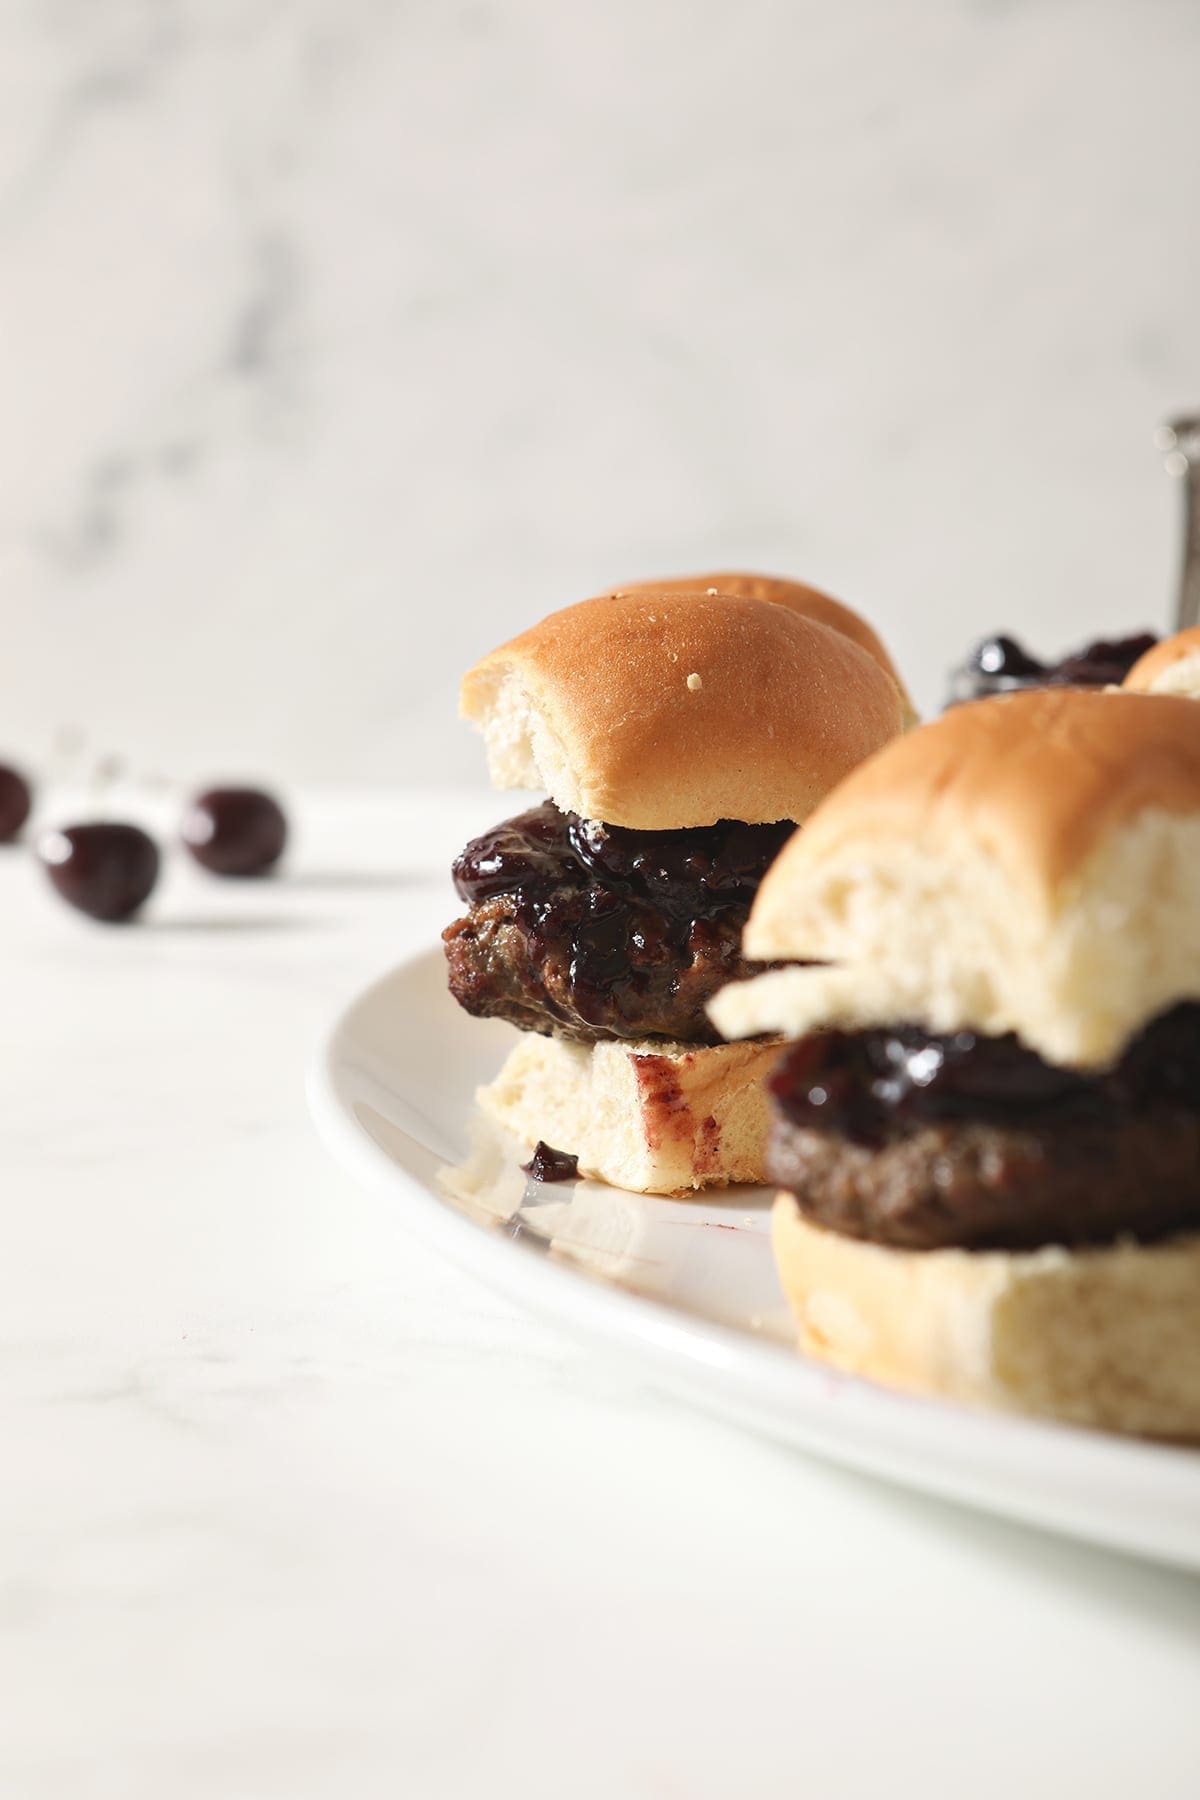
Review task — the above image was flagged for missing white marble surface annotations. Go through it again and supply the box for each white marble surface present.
[3,0,1200,780]
[3,786,1199,1799]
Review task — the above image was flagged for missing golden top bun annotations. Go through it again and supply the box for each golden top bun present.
[616,571,914,719]
[460,589,906,830]
[1123,626,1200,699]
[710,688,1200,1067]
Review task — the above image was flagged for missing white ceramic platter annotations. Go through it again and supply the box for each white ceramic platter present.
[309,949,1200,1572]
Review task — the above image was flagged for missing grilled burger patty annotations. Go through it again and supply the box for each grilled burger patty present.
[444,802,792,1045]
[767,1007,1200,1251]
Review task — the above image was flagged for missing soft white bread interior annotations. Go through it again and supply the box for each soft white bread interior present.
[476,1032,781,1196]
[615,571,916,723]
[710,689,1200,1068]
[1123,626,1200,699]
[772,1194,1200,1439]
[460,589,906,830]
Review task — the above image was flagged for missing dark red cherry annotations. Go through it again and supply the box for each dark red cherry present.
[39,823,160,922]
[0,764,32,841]
[182,787,288,876]
[971,634,1045,679]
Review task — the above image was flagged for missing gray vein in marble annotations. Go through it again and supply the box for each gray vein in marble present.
[0,2,185,224]
[226,231,301,379]
[30,213,306,570]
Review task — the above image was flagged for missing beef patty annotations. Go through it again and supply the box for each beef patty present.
[444,802,792,1044]
[767,1007,1200,1250]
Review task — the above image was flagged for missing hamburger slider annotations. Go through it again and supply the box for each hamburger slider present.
[444,585,908,1195]
[709,688,1200,1435]
[1123,624,1200,699]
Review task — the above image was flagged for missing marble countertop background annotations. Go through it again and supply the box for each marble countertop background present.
[6,13,1200,1789]
[3,0,1198,784]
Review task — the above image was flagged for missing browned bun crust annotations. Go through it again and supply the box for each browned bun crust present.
[477,1034,781,1195]
[460,589,906,830]
[751,687,1200,934]
[710,688,1200,1068]
[616,570,913,717]
[1123,626,1200,697]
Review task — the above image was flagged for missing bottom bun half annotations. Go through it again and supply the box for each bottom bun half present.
[477,1033,781,1197]
[771,1194,1200,1439]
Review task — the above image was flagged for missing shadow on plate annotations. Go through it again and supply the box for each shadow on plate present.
[753,1426,1200,1648]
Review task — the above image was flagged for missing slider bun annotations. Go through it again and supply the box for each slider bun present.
[477,1032,781,1195]
[710,689,1200,1067]
[461,590,906,829]
[1123,626,1200,699]
[617,571,915,720]
[772,1195,1200,1438]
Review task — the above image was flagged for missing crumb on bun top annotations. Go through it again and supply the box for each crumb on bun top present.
[613,570,913,721]
[460,588,907,830]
